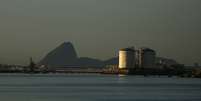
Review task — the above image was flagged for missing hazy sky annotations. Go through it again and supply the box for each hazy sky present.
[0,0,200,65]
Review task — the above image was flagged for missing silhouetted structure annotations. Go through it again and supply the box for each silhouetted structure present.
[39,42,107,67]
[29,57,36,73]
[39,42,78,67]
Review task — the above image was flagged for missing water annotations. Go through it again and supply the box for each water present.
[0,74,200,101]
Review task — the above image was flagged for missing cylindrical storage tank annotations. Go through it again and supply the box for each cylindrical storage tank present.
[143,51,155,68]
[138,48,156,68]
[119,48,135,69]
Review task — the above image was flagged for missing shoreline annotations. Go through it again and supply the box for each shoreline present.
[0,71,200,79]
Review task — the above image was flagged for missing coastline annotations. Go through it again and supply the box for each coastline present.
[0,67,200,78]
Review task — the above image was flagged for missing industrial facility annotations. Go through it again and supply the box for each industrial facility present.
[136,48,156,68]
[118,47,156,69]
[119,48,136,69]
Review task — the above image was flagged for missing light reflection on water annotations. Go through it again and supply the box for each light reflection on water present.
[0,74,201,101]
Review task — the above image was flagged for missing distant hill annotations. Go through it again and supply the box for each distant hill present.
[39,42,109,67]
[39,42,78,67]
[77,57,104,67]
[104,57,119,66]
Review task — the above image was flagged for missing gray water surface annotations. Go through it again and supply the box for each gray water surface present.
[0,74,201,101]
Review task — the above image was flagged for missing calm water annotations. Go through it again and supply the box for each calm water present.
[0,74,201,101]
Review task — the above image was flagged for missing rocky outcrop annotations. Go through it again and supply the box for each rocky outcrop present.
[39,42,78,67]
[39,42,105,67]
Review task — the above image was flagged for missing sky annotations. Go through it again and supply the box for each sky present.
[0,0,200,65]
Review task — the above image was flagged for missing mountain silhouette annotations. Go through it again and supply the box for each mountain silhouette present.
[39,42,108,67]
[39,42,78,67]
[77,57,104,67]
[104,57,119,65]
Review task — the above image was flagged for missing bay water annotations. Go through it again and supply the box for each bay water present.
[0,74,200,101]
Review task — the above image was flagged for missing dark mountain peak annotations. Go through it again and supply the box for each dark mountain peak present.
[39,42,117,67]
[52,42,77,57]
[39,42,78,66]
[58,42,74,50]
[61,41,73,46]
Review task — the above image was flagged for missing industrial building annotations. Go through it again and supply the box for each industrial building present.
[136,48,156,68]
[118,48,135,69]
[118,47,156,69]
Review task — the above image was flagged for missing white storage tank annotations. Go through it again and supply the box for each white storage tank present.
[119,48,135,69]
[138,48,156,68]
